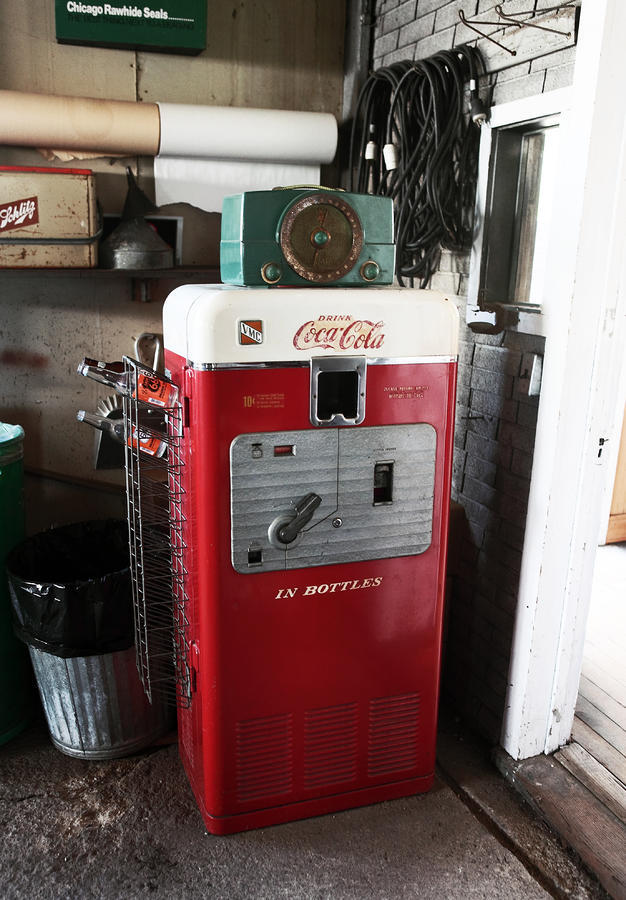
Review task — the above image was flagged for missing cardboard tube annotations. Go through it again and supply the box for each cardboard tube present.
[0,91,160,156]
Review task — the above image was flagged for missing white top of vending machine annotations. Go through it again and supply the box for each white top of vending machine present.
[163,284,459,367]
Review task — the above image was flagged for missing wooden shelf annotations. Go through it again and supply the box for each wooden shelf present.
[0,266,221,279]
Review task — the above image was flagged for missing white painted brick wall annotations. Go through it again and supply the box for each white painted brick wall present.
[369,0,573,741]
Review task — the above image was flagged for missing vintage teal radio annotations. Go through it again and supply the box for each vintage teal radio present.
[220,188,394,287]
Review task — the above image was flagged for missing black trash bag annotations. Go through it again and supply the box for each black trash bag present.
[6,519,133,658]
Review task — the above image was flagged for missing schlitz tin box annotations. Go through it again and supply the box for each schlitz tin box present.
[0,166,98,268]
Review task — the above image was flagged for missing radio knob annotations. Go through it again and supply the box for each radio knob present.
[311,229,330,248]
[261,262,282,284]
[360,260,380,282]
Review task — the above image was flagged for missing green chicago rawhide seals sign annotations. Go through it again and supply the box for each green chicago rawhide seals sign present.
[55,1,206,54]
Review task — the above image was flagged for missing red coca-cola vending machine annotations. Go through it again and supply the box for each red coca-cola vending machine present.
[128,189,458,834]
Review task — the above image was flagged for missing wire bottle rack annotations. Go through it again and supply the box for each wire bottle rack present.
[122,357,191,707]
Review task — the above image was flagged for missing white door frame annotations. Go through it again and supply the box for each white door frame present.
[501,0,626,760]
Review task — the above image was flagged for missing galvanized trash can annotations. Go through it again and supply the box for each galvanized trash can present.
[0,423,33,745]
[6,519,171,759]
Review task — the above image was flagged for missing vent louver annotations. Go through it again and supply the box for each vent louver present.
[368,693,420,778]
[236,713,293,803]
[304,702,358,790]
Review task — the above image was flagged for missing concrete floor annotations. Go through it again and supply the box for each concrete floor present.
[0,708,607,900]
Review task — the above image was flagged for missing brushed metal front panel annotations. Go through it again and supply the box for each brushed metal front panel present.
[230,424,436,573]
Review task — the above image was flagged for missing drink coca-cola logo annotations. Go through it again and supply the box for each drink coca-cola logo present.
[0,196,39,232]
[293,315,385,351]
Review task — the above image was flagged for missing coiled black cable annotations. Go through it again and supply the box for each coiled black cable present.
[349,45,486,288]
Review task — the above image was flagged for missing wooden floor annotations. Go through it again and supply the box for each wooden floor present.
[581,543,626,717]
[561,543,626,896]
[496,544,626,899]
[564,707,626,826]
[496,741,626,898]
[574,542,626,813]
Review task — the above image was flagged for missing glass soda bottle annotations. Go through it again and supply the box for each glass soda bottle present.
[77,358,178,408]
[77,410,167,458]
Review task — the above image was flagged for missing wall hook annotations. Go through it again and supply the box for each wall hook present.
[494,4,572,37]
[458,10,517,56]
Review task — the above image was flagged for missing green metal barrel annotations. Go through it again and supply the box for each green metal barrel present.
[0,423,32,744]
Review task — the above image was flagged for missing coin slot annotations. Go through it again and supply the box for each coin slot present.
[316,370,359,422]
[247,547,263,566]
[274,444,295,457]
[373,462,394,505]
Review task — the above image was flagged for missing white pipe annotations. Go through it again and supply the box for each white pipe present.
[156,103,337,164]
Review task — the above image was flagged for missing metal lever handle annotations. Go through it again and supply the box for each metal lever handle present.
[277,493,322,544]
[134,332,163,372]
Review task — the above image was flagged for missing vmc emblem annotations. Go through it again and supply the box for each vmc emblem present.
[239,320,263,345]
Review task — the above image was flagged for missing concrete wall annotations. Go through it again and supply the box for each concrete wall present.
[0,0,345,532]
[371,0,578,741]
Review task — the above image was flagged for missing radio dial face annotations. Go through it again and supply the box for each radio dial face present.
[279,193,364,283]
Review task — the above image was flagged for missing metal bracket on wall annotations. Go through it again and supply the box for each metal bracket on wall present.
[466,302,519,335]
